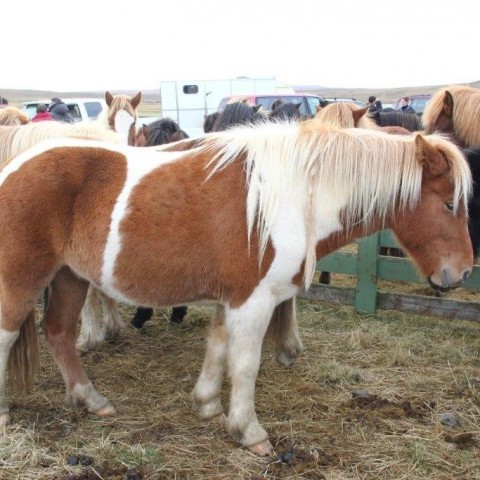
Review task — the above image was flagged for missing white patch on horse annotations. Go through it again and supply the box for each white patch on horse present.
[0,327,20,417]
[114,110,135,145]
[100,149,187,302]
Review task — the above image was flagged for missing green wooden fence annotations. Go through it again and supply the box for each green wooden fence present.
[299,230,480,321]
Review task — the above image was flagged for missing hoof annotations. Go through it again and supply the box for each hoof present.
[276,351,296,368]
[0,413,10,430]
[95,405,116,416]
[247,439,274,456]
[76,338,102,353]
[209,413,227,426]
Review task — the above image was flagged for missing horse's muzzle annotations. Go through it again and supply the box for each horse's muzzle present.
[428,268,472,292]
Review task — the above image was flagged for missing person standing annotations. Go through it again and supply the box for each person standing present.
[32,104,54,122]
[399,97,415,114]
[49,97,75,123]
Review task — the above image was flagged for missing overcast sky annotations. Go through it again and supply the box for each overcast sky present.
[2,0,477,92]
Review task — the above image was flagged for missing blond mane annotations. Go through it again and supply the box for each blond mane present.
[204,122,471,287]
[0,107,30,126]
[422,85,480,147]
[307,102,378,130]
[0,122,119,166]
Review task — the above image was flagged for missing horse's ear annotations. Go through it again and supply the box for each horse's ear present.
[105,91,113,107]
[415,134,449,177]
[131,92,142,110]
[352,106,368,124]
[295,102,302,110]
[252,105,262,113]
[442,90,454,118]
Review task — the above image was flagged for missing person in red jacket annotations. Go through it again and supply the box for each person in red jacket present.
[32,103,54,122]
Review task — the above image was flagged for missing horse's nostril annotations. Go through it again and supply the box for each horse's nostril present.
[463,270,471,282]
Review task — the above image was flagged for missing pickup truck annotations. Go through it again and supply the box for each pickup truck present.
[217,93,325,117]
[21,97,107,122]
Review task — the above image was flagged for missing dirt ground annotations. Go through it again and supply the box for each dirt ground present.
[1,287,479,479]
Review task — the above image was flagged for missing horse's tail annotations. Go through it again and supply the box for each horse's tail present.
[8,309,39,392]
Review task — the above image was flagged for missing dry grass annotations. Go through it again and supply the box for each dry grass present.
[1,296,479,479]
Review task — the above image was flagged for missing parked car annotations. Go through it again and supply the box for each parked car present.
[21,98,107,122]
[217,93,325,117]
[323,97,366,107]
[393,94,431,116]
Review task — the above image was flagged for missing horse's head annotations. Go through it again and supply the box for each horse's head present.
[309,102,372,129]
[423,86,480,148]
[203,112,219,133]
[390,134,473,291]
[422,90,454,138]
[104,91,142,145]
[269,102,302,121]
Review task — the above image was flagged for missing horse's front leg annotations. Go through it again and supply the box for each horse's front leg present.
[192,306,228,421]
[100,292,125,340]
[76,284,104,352]
[226,290,276,456]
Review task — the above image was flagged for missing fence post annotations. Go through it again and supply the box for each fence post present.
[355,233,380,313]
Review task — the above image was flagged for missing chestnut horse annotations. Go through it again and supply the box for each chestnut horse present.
[422,85,480,147]
[312,101,412,135]
[0,124,473,456]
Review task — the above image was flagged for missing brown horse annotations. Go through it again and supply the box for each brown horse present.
[422,85,480,147]
[0,124,473,456]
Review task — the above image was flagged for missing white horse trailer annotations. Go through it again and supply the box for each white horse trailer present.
[160,77,293,138]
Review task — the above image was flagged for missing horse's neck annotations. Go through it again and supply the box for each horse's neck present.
[314,216,386,259]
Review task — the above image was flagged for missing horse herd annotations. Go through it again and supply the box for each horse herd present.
[0,85,478,455]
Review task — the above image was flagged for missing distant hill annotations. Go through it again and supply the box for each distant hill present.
[0,88,160,107]
[2,81,479,114]
[293,81,480,104]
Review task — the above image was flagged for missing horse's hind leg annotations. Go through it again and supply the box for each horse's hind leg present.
[44,268,115,415]
[0,327,20,428]
[192,306,227,421]
[268,297,304,367]
[0,296,41,428]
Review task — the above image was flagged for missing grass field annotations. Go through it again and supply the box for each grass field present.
[1,292,479,479]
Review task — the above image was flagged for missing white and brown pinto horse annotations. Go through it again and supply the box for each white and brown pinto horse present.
[96,91,141,146]
[0,123,473,455]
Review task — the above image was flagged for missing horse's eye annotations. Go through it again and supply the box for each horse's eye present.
[445,202,454,212]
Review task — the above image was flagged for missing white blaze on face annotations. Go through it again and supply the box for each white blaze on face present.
[114,110,135,145]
